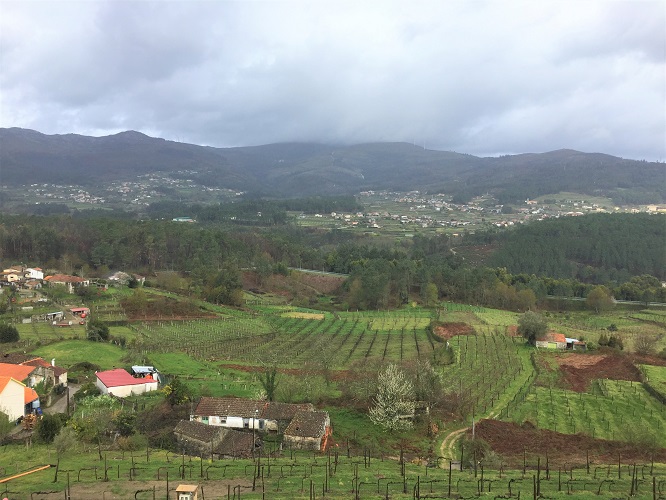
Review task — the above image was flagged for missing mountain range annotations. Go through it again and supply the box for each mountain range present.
[1,128,664,203]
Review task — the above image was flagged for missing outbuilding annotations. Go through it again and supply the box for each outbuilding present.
[96,368,158,397]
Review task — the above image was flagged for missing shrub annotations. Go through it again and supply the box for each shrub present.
[0,324,19,343]
[37,413,68,444]
[87,319,110,342]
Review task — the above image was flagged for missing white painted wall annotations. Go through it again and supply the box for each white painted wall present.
[0,379,26,421]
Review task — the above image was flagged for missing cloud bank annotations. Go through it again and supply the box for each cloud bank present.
[1,0,664,160]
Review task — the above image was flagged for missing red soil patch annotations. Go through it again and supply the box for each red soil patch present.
[472,419,666,465]
[433,322,475,340]
[555,353,642,392]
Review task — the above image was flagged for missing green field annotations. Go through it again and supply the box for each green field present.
[503,381,666,447]
[31,340,126,370]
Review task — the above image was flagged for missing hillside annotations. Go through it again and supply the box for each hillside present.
[1,128,664,203]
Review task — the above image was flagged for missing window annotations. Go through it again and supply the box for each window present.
[243,418,249,428]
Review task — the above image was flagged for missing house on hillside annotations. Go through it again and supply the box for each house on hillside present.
[283,410,332,451]
[0,375,40,421]
[191,397,269,431]
[21,358,68,387]
[96,368,158,397]
[44,274,89,293]
[535,332,567,350]
[24,268,44,280]
[0,377,26,421]
[0,354,68,388]
[191,397,314,433]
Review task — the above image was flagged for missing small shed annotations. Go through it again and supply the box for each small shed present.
[535,332,567,350]
[131,365,161,383]
[96,368,158,397]
[175,484,199,500]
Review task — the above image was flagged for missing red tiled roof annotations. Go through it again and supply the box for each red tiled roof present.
[538,332,567,343]
[44,274,87,283]
[0,376,19,393]
[0,363,35,381]
[24,386,38,404]
[96,368,146,388]
[21,358,68,376]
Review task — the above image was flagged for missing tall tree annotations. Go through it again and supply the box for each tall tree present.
[517,311,548,346]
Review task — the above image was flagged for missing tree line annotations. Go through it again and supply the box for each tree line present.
[0,210,663,309]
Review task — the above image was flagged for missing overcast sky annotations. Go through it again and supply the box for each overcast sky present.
[1,0,664,160]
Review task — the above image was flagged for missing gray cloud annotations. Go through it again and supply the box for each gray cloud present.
[1,0,664,160]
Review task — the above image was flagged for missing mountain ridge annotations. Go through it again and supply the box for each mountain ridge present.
[1,128,663,203]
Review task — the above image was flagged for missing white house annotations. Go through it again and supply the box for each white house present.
[96,368,158,397]
[0,376,25,421]
[24,268,44,280]
[191,397,315,434]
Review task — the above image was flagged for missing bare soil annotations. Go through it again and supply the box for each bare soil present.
[554,353,642,392]
[471,419,666,466]
[433,322,475,340]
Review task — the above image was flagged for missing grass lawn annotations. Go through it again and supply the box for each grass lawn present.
[31,340,126,370]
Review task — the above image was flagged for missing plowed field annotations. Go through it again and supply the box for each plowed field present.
[554,353,642,392]
[472,419,666,465]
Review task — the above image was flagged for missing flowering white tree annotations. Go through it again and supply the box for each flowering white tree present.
[369,364,415,431]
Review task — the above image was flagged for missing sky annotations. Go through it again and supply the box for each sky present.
[1,0,665,160]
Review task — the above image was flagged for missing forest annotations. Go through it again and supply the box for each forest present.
[0,207,664,309]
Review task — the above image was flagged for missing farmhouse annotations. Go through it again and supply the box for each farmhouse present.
[191,397,314,433]
[44,274,90,293]
[535,332,567,350]
[96,368,158,397]
[283,410,332,451]
[0,354,68,388]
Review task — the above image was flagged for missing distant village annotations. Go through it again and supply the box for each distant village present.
[297,190,666,232]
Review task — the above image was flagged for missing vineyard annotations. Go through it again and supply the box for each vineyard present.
[441,334,534,419]
[128,308,437,368]
[501,380,666,447]
[3,444,666,499]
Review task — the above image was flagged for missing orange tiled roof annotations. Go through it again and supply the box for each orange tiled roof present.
[24,386,38,404]
[0,363,35,381]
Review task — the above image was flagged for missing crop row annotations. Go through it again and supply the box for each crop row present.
[440,334,531,419]
[503,380,666,447]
